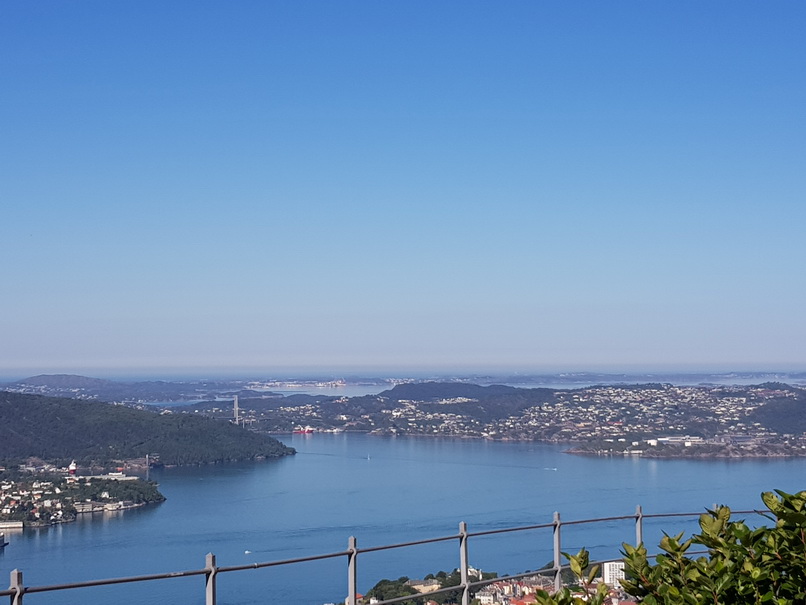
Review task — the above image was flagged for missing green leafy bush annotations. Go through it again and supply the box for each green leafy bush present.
[533,549,608,605]
[535,489,806,605]
[621,489,806,604]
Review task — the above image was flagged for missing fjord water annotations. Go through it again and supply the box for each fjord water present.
[3,434,804,605]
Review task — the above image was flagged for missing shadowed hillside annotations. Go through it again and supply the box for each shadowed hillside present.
[0,392,294,466]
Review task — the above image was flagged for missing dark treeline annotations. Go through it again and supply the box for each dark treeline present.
[0,392,294,466]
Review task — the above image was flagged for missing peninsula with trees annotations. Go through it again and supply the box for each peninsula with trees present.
[0,391,294,468]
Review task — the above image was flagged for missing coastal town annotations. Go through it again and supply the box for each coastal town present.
[0,462,164,530]
[198,382,806,458]
[348,561,634,605]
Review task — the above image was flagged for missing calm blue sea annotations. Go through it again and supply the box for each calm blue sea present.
[2,434,803,605]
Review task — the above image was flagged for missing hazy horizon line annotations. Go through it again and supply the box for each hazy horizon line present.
[1,364,804,383]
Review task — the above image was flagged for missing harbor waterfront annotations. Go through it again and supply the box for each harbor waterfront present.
[2,434,804,605]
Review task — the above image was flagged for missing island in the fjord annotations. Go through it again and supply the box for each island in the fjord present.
[0,391,294,526]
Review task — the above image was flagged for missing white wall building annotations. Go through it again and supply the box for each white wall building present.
[603,561,625,587]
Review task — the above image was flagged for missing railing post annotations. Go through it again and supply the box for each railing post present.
[9,569,23,605]
[459,521,470,605]
[552,512,562,593]
[205,553,217,605]
[347,536,358,605]
[635,505,644,546]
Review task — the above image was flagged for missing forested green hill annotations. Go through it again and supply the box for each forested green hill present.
[0,392,294,466]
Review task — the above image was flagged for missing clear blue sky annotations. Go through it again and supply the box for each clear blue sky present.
[2,1,805,377]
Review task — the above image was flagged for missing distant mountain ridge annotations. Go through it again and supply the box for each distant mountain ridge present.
[13,374,113,388]
[4,372,805,405]
[2,374,238,403]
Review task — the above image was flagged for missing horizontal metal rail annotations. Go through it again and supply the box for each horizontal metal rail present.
[3,506,771,605]
[216,549,351,574]
[466,521,555,538]
[356,533,462,555]
[10,569,209,594]
[642,509,765,519]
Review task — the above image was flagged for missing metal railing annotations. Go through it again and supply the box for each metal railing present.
[1,506,768,605]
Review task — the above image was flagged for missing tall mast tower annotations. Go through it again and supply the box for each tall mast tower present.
[233,395,240,425]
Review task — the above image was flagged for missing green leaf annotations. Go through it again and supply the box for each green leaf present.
[586,564,600,584]
[761,491,780,512]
